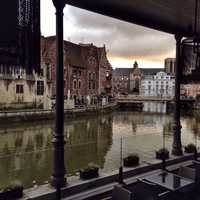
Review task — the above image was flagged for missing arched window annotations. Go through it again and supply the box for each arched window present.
[93,72,96,79]
[73,80,77,89]
[78,80,81,89]
[93,82,95,89]
[89,72,92,80]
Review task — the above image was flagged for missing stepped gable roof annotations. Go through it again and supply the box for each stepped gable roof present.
[140,68,164,75]
[113,68,132,76]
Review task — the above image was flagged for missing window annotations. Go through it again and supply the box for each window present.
[16,84,24,94]
[40,69,44,77]
[78,80,81,89]
[47,65,50,79]
[0,65,3,74]
[89,72,92,80]
[37,81,44,95]
[89,82,91,89]
[73,80,77,89]
[93,73,96,79]
[93,82,95,89]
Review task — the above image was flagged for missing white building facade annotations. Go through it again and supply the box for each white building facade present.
[140,71,175,97]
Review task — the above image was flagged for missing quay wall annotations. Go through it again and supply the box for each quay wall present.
[0,103,118,124]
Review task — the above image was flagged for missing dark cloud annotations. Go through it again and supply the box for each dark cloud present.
[64,6,175,62]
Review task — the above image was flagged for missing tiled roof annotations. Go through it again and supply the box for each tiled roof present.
[140,68,164,75]
[113,68,133,76]
[113,67,164,76]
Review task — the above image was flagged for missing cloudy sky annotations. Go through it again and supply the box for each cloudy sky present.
[41,1,176,68]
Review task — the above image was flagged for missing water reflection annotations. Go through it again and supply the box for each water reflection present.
[0,115,113,188]
[0,111,200,188]
[143,102,167,113]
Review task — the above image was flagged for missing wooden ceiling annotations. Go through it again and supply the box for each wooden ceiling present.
[64,0,200,36]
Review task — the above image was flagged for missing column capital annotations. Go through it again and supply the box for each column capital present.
[174,34,183,43]
[52,0,65,10]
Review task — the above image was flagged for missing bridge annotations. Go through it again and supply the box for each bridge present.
[116,95,173,104]
[116,95,195,112]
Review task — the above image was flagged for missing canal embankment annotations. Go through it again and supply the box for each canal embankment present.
[22,153,199,200]
[0,103,118,124]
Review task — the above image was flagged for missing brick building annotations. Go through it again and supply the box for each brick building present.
[41,36,112,105]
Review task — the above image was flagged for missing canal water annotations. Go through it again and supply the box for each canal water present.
[0,110,200,189]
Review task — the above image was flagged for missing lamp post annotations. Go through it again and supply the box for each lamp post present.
[118,137,124,185]
[172,34,183,156]
[51,0,66,199]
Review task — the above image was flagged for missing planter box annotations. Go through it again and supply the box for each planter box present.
[123,156,139,167]
[184,145,197,154]
[156,151,169,160]
[0,186,23,200]
[80,168,99,180]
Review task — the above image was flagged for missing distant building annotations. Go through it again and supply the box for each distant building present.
[112,61,164,94]
[140,71,175,97]
[164,58,176,75]
[41,36,112,105]
[181,84,200,98]
[112,68,132,94]
[164,57,200,99]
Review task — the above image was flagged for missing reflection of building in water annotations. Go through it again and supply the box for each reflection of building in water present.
[143,101,167,113]
[184,115,200,139]
[64,115,113,170]
[0,115,113,188]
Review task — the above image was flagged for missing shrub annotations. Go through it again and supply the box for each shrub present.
[184,143,197,153]
[123,154,139,167]
[156,148,169,160]
[79,163,99,180]
[0,181,23,199]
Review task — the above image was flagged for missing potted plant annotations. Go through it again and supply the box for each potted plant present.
[79,163,99,180]
[184,143,197,153]
[156,148,169,160]
[123,154,139,167]
[0,181,23,199]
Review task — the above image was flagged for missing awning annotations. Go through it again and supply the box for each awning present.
[64,0,200,37]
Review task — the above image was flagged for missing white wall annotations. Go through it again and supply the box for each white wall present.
[140,72,175,98]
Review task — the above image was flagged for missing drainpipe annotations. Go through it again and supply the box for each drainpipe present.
[51,0,66,198]
[171,34,183,156]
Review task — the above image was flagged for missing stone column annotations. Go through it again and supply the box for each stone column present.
[51,0,66,193]
[172,35,183,156]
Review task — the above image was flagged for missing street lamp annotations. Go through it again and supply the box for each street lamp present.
[51,0,66,199]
